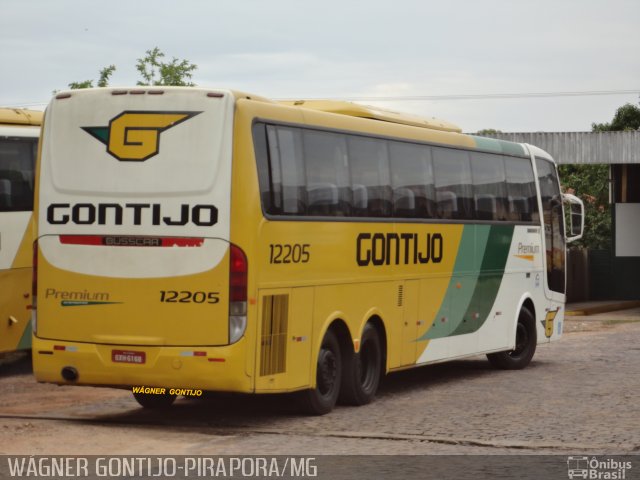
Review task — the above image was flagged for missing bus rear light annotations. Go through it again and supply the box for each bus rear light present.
[229,245,248,302]
[229,244,248,344]
[55,93,71,99]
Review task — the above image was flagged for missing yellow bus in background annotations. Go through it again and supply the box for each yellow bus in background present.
[32,88,582,414]
[0,108,42,354]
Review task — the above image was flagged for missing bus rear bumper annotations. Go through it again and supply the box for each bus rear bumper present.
[32,337,253,393]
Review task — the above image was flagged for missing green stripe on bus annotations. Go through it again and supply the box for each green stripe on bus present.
[452,225,514,336]
[471,136,526,157]
[421,224,513,340]
[422,225,487,340]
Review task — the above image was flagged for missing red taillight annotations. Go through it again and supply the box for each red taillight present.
[229,245,248,302]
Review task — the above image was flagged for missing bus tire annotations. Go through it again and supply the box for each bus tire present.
[487,306,537,370]
[299,329,342,415]
[133,391,177,409]
[339,322,382,406]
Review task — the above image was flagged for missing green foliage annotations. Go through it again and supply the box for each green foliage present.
[560,100,640,249]
[97,65,116,87]
[559,163,611,250]
[592,103,640,132]
[135,47,197,87]
[67,65,116,90]
[475,129,503,135]
[66,48,197,90]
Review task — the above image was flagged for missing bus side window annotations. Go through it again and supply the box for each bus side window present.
[303,130,351,217]
[433,147,473,220]
[471,152,507,221]
[266,126,306,215]
[389,141,435,219]
[347,136,391,218]
[506,156,538,223]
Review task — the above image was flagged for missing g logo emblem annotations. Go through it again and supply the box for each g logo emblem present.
[82,111,201,161]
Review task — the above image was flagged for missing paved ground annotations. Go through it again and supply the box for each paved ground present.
[0,311,639,456]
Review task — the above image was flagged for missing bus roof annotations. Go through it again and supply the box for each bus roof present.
[0,108,43,126]
[280,100,462,133]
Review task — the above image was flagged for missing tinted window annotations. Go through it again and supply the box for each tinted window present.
[347,136,391,217]
[0,138,37,212]
[505,157,539,223]
[536,158,565,294]
[266,126,306,215]
[253,122,537,225]
[433,147,473,220]
[471,152,507,221]
[303,130,351,216]
[389,141,435,218]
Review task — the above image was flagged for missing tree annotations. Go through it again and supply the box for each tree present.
[559,100,640,250]
[558,163,610,250]
[67,65,116,90]
[592,103,640,132]
[65,48,197,89]
[135,47,197,86]
[474,129,503,136]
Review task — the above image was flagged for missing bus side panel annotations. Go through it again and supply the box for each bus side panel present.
[0,212,33,352]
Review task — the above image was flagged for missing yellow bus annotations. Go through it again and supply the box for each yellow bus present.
[32,88,583,413]
[0,108,42,354]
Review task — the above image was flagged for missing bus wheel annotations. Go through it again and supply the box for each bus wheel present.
[133,391,177,409]
[340,323,382,405]
[300,329,342,415]
[487,306,537,370]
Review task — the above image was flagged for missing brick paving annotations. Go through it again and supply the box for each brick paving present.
[1,317,639,454]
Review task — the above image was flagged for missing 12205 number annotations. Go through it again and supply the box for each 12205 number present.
[269,243,310,264]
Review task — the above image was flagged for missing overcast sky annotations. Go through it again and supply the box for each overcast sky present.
[1,0,638,132]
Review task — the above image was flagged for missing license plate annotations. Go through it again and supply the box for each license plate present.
[112,350,146,364]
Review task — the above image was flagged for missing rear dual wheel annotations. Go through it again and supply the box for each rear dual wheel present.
[301,324,383,415]
[300,330,342,415]
[340,323,382,406]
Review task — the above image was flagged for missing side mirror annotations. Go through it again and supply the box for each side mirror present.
[562,193,584,243]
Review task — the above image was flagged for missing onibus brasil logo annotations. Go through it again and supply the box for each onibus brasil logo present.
[82,111,201,162]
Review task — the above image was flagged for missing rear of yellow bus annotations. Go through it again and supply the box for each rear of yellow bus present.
[32,88,250,407]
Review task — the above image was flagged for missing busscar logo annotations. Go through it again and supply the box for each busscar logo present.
[82,111,201,162]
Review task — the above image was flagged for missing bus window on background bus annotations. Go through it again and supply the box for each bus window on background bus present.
[536,157,566,294]
[389,141,435,219]
[0,138,36,211]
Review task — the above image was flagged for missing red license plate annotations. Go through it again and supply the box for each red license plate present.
[112,350,146,364]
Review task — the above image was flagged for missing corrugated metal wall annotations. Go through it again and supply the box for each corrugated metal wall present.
[481,131,640,164]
